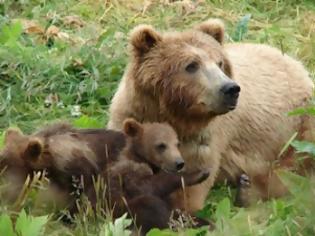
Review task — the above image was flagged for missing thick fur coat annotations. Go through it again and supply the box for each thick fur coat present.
[107,19,315,211]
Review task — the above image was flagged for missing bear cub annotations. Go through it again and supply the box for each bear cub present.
[0,122,126,202]
[101,119,210,234]
[0,120,210,234]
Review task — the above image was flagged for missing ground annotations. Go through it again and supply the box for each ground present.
[0,0,315,235]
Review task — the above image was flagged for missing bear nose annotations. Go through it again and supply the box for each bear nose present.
[220,83,241,97]
[176,160,185,171]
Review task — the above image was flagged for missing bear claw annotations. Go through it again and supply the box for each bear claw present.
[239,173,250,188]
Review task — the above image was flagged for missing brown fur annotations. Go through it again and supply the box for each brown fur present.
[128,27,233,135]
[95,119,210,234]
[0,121,210,234]
[0,123,126,203]
[107,19,315,211]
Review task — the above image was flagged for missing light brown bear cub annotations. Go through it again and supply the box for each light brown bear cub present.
[107,18,315,211]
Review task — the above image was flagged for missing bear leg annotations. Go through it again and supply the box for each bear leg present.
[148,169,210,198]
[234,173,251,207]
[128,195,171,235]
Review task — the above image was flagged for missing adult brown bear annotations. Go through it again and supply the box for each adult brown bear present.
[107,19,315,212]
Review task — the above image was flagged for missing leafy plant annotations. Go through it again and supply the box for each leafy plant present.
[288,104,315,159]
[214,198,231,231]
[0,21,23,45]
[0,214,15,236]
[231,14,251,42]
[0,210,49,236]
[72,115,103,129]
[100,213,132,236]
[147,227,209,236]
[0,131,4,149]
[290,140,315,158]
[287,107,315,116]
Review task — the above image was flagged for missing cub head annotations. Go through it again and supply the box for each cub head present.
[0,127,44,172]
[0,127,74,206]
[129,19,240,123]
[123,118,184,173]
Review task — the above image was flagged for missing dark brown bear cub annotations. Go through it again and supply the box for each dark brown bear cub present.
[101,119,210,234]
[0,120,210,234]
[0,123,125,203]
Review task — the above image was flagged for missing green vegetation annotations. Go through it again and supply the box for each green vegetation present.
[0,209,48,236]
[0,0,314,235]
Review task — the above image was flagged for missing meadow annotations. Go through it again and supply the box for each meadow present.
[0,0,315,235]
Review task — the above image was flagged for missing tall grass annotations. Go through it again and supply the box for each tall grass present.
[0,0,315,235]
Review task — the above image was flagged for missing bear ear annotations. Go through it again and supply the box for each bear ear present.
[23,138,43,162]
[195,19,225,44]
[4,128,23,144]
[129,25,162,57]
[123,118,144,137]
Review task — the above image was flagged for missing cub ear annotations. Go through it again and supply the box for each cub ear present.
[130,25,162,57]
[23,138,43,162]
[4,128,23,144]
[123,118,144,137]
[195,19,225,44]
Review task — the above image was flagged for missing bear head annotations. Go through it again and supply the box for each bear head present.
[123,118,184,173]
[0,128,46,201]
[128,19,240,126]
[0,128,44,173]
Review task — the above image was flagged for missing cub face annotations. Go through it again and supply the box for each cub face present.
[123,118,184,172]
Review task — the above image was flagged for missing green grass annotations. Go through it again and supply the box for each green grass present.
[0,0,315,235]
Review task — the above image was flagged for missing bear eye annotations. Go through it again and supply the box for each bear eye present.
[185,61,199,73]
[156,143,167,152]
[176,142,181,148]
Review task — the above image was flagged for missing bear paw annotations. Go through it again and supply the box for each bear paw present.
[239,173,251,188]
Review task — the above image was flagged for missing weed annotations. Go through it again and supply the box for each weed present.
[0,0,315,235]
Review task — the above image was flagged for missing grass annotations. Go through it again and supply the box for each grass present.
[0,0,315,235]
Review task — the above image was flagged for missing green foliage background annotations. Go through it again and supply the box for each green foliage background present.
[0,0,315,235]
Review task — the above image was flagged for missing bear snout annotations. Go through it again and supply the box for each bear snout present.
[220,82,241,97]
[175,159,185,171]
[220,82,240,110]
